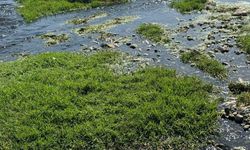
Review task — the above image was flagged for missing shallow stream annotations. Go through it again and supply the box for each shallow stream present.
[0,0,250,148]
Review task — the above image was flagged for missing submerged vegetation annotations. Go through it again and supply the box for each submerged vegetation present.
[0,51,217,149]
[68,12,107,25]
[171,0,207,13]
[16,0,127,22]
[76,16,137,34]
[39,33,70,46]
[136,23,169,44]
[180,51,227,78]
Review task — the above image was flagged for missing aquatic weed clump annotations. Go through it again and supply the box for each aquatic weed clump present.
[237,23,250,54]
[76,16,138,34]
[237,92,250,107]
[136,23,170,44]
[238,35,250,54]
[0,51,217,149]
[171,0,207,13]
[39,33,70,46]
[181,51,227,78]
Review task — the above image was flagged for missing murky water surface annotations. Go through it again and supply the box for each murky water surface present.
[0,0,250,148]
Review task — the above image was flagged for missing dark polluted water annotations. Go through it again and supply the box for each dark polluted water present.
[0,0,250,149]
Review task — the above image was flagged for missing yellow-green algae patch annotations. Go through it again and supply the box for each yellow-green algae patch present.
[76,16,138,35]
[39,33,70,46]
[68,12,108,25]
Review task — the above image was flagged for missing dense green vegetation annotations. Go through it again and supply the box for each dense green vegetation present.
[0,51,217,149]
[238,23,250,54]
[136,23,169,44]
[238,35,250,54]
[181,51,227,78]
[237,92,250,107]
[171,0,207,13]
[16,0,126,22]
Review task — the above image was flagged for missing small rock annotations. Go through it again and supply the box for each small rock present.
[229,114,235,120]
[205,5,213,10]
[197,22,204,26]
[126,42,132,46]
[226,43,234,48]
[222,62,229,66]
[221,112,227,118]
[232,9,248,16]
[233,146,246,150]
[190,63,196,67]
[225,108,231,115]
[152,58,157,62]
[189,23,195,28]
[233,111,238,116]
[187,35,194,41]
[208,34,215,40]
[215,143,227,150]
[243,125,250,131]
[130,44,137,49]
[145,40,150,45]
[235,114,244,123]
[234,51,243,55]
[218,46,229,53]
[154,49,159,53]
[213,49,219,53]
[100,43,115,48]
[80,44,87,47]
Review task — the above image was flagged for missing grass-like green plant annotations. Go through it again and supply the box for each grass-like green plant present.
[181,51,227,78]
[16,0,127,22]
[237,92,250,107]
[171,0,207,13]
[0,51,217,149]
[238,35,250,54]
[237,23,250,54]
[136,23,169,44]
